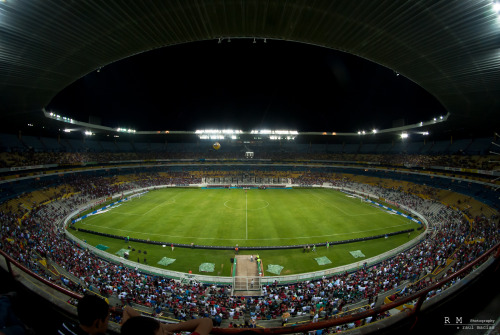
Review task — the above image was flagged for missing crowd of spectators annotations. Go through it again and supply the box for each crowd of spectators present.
[0,173,498,332]
[0,150,497,171]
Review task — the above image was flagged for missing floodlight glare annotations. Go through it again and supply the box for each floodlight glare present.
[493,2,500,13]
[400,132,409,139]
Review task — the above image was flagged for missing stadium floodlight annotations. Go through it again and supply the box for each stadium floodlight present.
[400,132,409,139]
[494,2,500,13]
[198,129,221,134]
[84,130,94,136]
[372,129,377,134]
[274,130,298,135]
[259,130,272,134]
[196,129,242,139]
[221,129,242,134]
[117,128,136,133]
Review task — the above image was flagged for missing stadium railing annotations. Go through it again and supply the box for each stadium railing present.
[213,242,500,334]
[1,241,498,334]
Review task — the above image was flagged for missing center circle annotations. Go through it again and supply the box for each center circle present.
[223,200,270,211]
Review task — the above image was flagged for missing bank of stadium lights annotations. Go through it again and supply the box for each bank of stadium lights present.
[84,130,94,136]
[195,129,297,140]
[195,129,243,135]
[250,130,298,135]
[116,128,136,133]
[251,130,298,140]
[400,132,409,139]
[199,135,225,140]
[195,129,243,140]
[48,112,75,124]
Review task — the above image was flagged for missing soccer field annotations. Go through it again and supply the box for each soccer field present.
[73,188,419,247]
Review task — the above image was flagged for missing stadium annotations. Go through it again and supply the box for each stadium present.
[0,1,500,335]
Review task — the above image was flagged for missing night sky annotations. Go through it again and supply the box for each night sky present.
[47,39,447,133]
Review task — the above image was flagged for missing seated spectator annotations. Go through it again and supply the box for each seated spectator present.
[58,294,109,335]
[0,292,25,335]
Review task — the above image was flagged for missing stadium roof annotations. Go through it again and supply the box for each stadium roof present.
[0,0,499,138]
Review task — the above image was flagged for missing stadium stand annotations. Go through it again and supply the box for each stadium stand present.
[0,133,499,334]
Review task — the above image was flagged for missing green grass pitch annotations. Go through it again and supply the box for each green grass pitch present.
[70,188,422,276]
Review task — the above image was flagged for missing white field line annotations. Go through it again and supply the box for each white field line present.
[113,212,142,216]
[143,199,176,215]
[80,222,411,241]
[307,191,352,216]
[223,200,269,211]
[246,192,248,240]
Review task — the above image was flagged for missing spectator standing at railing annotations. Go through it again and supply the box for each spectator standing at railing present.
[121,305,213,335]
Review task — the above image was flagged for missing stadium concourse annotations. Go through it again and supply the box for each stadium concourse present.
[0,149,499,333]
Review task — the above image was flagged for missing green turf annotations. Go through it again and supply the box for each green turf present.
[70,230,420,276]
[69,188,423,276]
[73,188,419,246]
